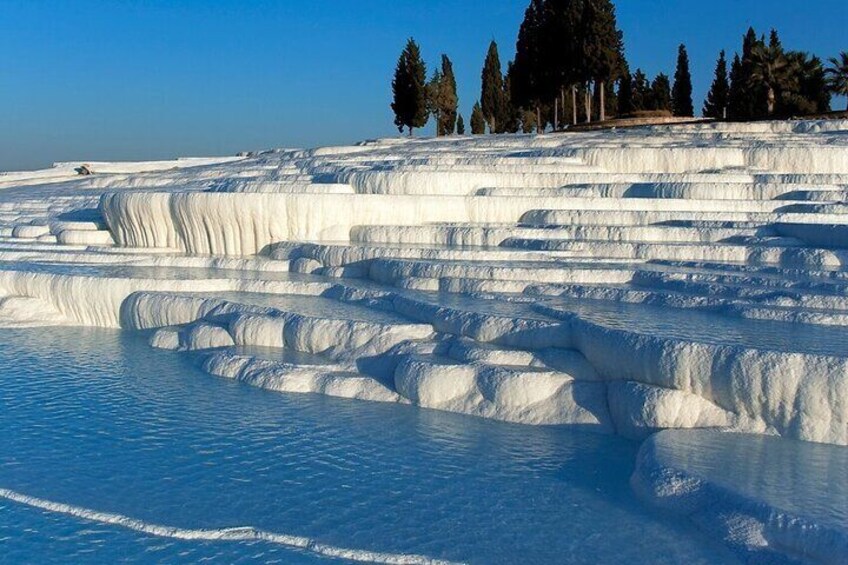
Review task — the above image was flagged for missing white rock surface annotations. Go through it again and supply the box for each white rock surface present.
[632,429,848,563]
[0,120,846,448]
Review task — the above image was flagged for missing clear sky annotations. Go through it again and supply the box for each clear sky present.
[1,0,846,171]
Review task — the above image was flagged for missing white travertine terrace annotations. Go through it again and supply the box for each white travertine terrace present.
[0,121,846,446]
[3,120,848,561]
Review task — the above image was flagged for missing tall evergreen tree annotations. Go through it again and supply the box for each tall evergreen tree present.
[727,53,746,120]
[703,50,730,119]
[737,27,767,119]
[672,44,694,116]
[470,102,486,134]
[543,0,582,125]
[579,0,624,122]
[631,68,650,111]
[651,73,672,111]
[481,41,508,133]
[391,38,428,135]
[502,61,521,133]
[456,113,466,135]
[429,55,459,136]
[426,68,443,134]
[600,77,618,119]
[511,0,546,117]
[617,63,634,116]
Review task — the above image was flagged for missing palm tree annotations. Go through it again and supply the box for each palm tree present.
[826,52,848,110]
[749,41,791,116]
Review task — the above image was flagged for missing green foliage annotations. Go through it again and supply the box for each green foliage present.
[826,52,848,110]
[481,41,508,133]
[617,62,633,116]
[630,68,651,111]
[749,33,791,115]
[470,102,486,134]
[579,0,624,83]
[428,55,459,136]
[511,0,623,123]
[502,61,521,133]
[672,44,694,116]
[703,50,729,119]
[723,27,831,120]
[728,27,767,120]
[511,0,547,110]
[650,73,672,111]
[391,38,428,135]
[456,113,466,135]
[520,107,537,133]
[393,4,838,133]
[781,52,831,115]
[727,53,747,119]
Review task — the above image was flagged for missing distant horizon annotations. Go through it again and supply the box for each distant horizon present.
[2,0,846,171]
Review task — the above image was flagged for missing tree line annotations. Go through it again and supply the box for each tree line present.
[391,0,848,135]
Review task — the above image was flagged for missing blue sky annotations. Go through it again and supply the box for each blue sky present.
[1,0,846,171]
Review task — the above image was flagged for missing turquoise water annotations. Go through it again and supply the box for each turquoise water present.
[0,328,737,564]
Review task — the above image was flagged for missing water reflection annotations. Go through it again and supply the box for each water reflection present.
[0,328,737,564]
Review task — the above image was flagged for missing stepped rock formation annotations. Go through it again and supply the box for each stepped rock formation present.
[0,121,847,447]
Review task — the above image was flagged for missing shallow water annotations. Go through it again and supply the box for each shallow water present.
[650,430,848,531]
[541,295,848,357]
[0,328,737,564]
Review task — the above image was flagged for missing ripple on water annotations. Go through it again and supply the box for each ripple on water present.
[0,328,738,564]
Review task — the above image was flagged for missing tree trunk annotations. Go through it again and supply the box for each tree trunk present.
[561,87,566,128]
[536,106,542,134]
[554,97,559,131]
[409,126,414,137]
[585,83,592,123]
[572,85,577,125]
[599,81,606,122]
[767,87,775,116]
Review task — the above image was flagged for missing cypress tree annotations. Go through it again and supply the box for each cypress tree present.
[600,77,618,120]
[728,53,746,120]
[769,29,783,52]
[435,55,459,136]
[544,0,582,126]
[579,0,624,122]
[651,73,672,111]
[617,67,634,116]
[470,102,486,134]
[631,68,650,111]
[672,44,694,116]
[481,40,507,133]
[738,27,767,119]
[456,114,466,135]
[391,38,428,135]
[511,0,546,115]
[503,61,521,133]
[426,68,443,134]
[703,50,730,119]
